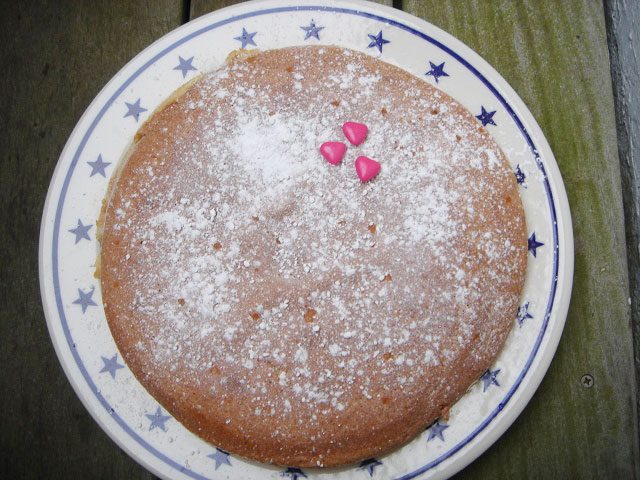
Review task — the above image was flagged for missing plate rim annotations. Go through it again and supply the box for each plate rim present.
[39,1,574,478]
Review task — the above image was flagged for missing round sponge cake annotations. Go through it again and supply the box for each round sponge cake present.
[100,46,527,467]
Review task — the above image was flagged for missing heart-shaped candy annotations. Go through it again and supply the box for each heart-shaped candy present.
[342,122,368,146]
[355,156,381,182]
[320,142,347,165]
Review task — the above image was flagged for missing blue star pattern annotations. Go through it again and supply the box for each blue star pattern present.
[427,421,449,442]
[49,11,566,480]
[425,61,449,83]
[124,98,147,122]
[367,30,390,53]
[72,287,97,314]
[234,27,257,48]
[173,56,197,78]
[69,219,92,244]
[100,353,125,379]
[145,406,171,432]
[301,19,324,40]
[517,302,533,327]
[281,467,307,479]
[207,448,232,470]
[515,164,526,186]
[481,369,501,392]
[476,106,497,127]
[357,458,383,476]
[87,154,111,177]
[528,232,544,257]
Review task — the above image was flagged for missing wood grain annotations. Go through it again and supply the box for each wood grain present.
[606,0,640,446]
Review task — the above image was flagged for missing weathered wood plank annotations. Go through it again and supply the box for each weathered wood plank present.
[402,0,639,478]
[606,0,640,444]
[0,1,183,478]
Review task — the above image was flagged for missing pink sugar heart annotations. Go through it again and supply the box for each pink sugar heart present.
[355,156,381,182]
[342,122,368,146]
[320,142,347,165]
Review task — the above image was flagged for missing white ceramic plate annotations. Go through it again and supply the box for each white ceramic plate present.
[39,1,573,478]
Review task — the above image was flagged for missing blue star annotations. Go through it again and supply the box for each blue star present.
[301,19,324,40]
[124,98,147,122]
[234,27,257,48]
[72,287,97,314]
[528,232,544,257]
[481,369,501,392]
[207,448,232,470]
[173,55,197,78]
[145,406,171,432]
[281,467,307,479]
[100,353,125,379]
[514,164,526,186]
[87,154,111,177]
[69,219,92,244]
[517,302,533,327]
[367,30,390,53]
[476,106,497,127]
[357,458,383,476]
[427,421,449,441]
[425,61,449,83]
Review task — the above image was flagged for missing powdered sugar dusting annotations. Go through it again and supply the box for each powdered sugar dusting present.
[100,46,527,465]
[230,112,325,188]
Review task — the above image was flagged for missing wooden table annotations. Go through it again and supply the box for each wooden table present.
[1,0,638,478]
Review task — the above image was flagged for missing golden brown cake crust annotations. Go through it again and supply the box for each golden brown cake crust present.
[100,46,527,467]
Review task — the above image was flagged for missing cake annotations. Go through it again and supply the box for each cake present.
[99,45,527,468]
